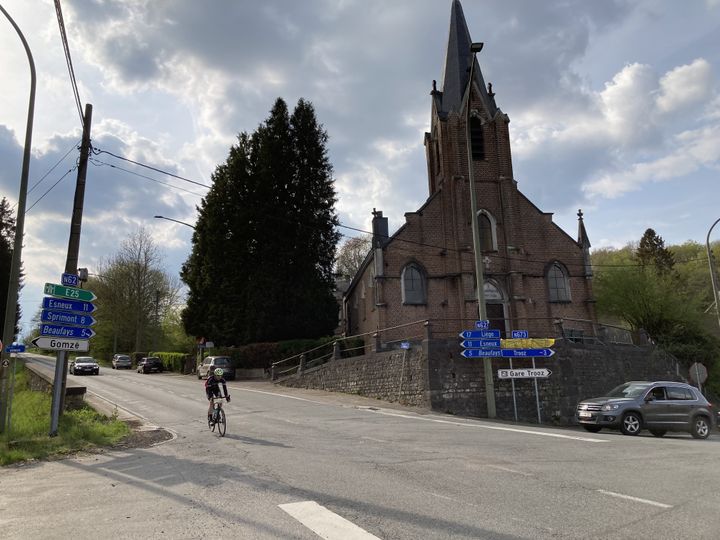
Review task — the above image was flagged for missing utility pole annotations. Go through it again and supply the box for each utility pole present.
[153,289,160,352]
[706,218,720,330]
[0,4,36,435]
[49,103,92,436]
[465,42,496,418]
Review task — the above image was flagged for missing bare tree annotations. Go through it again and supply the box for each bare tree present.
[93,227,182,354]
[335,235,372,279]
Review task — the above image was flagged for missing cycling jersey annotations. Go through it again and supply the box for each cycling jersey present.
[205,375,228,399]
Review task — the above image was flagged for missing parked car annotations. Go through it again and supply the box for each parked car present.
[137,356,164,374]
[111,354,132,369]
[69,356,100,375]
[197,356,235,380]
[576,381,714,439]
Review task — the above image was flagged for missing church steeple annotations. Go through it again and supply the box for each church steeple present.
[438,0,497,117]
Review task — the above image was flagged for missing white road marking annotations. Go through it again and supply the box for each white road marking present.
[365,409,608,443]
[486,464,533,476]
[596,489,673,509]
[361,436,389,443]
[237,387,327,405]
[279,501,381,539]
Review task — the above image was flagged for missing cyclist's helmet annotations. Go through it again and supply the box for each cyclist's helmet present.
[213,368,224,377]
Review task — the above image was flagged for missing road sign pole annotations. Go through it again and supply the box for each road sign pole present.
[49,351,66,436]
[509,358,518,422]
[532,358,541,424]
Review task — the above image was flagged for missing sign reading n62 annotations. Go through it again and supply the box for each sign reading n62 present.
[44,283,96,303]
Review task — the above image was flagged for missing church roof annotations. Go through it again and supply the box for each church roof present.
[437,0,497,117]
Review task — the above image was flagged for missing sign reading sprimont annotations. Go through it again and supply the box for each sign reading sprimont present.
[43,283,96,303]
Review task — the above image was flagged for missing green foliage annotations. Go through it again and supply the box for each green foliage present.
[592,233,720,374]
[1,366,129,466]
[0,196,22,339]
[154,352,189,372]
[181,97,341,346]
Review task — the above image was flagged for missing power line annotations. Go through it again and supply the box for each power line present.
[89,158,206,197]
[92,147,211,189]
[54,0,84,127]
[25,167,77,213]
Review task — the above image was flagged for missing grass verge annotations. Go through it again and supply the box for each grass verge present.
[0,364,130,466]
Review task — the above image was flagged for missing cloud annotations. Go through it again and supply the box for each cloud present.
[657,58,714,113]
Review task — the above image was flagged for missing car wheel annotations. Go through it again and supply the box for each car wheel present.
[691,416,710,439]
[197,372,201,379]
[582,425,602,433]
[649,429,666,437]
[620,412,642,436]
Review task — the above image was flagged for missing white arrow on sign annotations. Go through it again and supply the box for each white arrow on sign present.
[31,336,90,352]
[498,368,552,379]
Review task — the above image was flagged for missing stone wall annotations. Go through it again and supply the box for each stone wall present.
[280,338,682,425]
[427,339,680,424]
[280,347,428,407]
[25,362,87,410]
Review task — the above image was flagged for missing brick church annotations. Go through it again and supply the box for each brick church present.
[343,0,596,342]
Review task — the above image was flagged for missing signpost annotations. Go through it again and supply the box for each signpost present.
[460,348,555,358]
[459,326,556,424]
[43,283,96,302]
[41,311,96,327]
[39,324,95,340]
[31,337,90,352]
[498,368,552,379]
[5,344,25,354]
[42,297,96,313]
[61,272,79,287]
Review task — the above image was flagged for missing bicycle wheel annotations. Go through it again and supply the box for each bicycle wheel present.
[217,408,226,437]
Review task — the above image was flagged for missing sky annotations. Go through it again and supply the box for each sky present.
[1,0,719,337]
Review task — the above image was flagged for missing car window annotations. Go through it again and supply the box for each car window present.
[606,382,651,398]
[213,358,230,366]
[648,387,666,400]
[117,355,130,360]
[76,357,94,362]
[667,387,694,400]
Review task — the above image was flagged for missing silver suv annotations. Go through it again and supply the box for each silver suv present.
[576,381,714,439]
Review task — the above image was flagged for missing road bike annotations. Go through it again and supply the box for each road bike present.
[208,396,227,437]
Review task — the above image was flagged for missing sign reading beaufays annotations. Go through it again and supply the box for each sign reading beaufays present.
[34,280,97,352]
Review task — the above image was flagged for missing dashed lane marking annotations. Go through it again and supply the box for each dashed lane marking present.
[279,501,381,540]
[596,489,673,509]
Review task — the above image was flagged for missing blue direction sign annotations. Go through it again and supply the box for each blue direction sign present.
[41,310,96,327]
[42,297,96,313]
[39,324,95,339]
[461,339,501,348]
[61,272,79,287]
[5,343,25,353]
[511,330,529,339]
[461,348,555,358]
[502,348,555,358]
[459,329,501,339]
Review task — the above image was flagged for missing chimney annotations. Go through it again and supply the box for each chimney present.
[372,208,389,248]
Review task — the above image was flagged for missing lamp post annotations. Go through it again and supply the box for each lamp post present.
[0,4,36,435]
[464,42,496,418]
[706,218,720,330]
[154,215,196,229]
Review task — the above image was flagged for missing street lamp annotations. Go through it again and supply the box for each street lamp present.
[0,4,36,435]
[706,218,720,329]
[464,42,496,418]
[154,215,196,229]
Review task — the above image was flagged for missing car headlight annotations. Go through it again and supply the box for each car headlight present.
[601,403,620,411]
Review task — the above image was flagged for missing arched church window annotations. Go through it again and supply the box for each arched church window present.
[470,116,485,160]
[401,263,426,305]
[547,262,571,302]
[477,210,497,252]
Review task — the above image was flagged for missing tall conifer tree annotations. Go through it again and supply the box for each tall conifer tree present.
[181,98,340,344]
[0,197,22,339]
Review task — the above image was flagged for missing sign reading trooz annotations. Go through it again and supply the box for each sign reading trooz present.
[44,283,96,303]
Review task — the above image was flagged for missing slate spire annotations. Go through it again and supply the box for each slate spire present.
[438,0,497,117]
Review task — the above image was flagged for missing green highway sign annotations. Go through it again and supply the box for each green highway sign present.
[44,283,96,303]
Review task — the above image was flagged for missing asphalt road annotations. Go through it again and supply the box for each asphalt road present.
[2,353,720,539]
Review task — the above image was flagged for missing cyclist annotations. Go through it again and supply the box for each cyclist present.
[205,368,231,423]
